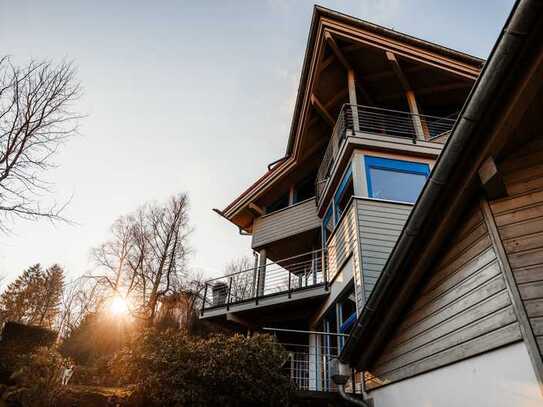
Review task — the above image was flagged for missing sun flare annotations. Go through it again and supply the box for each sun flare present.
[109,296,129,316]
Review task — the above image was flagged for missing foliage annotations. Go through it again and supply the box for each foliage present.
[59,312,131,366]
[0,264,64,329]
[0,322,57,384]
[8,346,68,407]
[111,329,293,406]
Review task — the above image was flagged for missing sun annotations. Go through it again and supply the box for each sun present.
[109,296,129,316]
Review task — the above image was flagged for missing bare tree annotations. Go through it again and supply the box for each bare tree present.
[0,57,81,230]
[224,255,255,302]
[90,193,191,323]
[56,276,105,338]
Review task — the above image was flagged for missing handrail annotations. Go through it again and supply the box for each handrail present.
[315,104,456,204]
[201,248,328,313]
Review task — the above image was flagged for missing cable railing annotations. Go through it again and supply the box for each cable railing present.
[201,249,327,313]
[279,342,361,393]
[316,104,456,202]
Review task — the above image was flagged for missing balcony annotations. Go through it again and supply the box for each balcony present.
[201,249,328,317]
[252,198,320,249]
[316,104,455,203]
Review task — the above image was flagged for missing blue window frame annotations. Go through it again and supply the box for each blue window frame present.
[333,166,353,222]
[322,204,334,244]
[365,156,430,203]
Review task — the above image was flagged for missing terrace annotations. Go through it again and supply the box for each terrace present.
[200,249,329,318]
[315,104,455,204]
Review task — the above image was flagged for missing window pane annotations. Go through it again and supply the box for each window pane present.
[369,167,427,203]
[322,205,334,244]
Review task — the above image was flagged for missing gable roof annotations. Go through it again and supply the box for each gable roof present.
[220,5,483,226]
[340,0,543,369]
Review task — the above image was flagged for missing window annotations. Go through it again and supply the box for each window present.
[295,176,315,203]
[365,156,430,203]
[265,193,289,213]
[322,204,334,244]
[334,166,354,221]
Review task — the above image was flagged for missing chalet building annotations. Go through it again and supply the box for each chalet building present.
[198,1,540,404]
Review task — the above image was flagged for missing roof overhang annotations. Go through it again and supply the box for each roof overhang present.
[339,0,543,369]
[220,5,484,231]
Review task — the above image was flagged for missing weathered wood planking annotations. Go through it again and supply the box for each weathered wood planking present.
[327,202,358,280]
[490,138,543,357]
[366,206,520,390]
[356,198,412,303]
[251,198,320,248]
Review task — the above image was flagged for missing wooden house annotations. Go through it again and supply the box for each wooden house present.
[197,4,497,401]
[339,0,543,405]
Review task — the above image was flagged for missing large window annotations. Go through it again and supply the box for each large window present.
[365,156,430,203]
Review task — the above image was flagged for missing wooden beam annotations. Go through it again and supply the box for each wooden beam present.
[248,202,265,216]
[386,51,426,140]
[377,81,471,102]
[479,156,507,200]
[310,94,335,127]
[480,198,543,396]
[325,31,351,71]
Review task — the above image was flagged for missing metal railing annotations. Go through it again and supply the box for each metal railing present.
[316,104,456,202]
[201,249,327,313]
[280,342,361,393]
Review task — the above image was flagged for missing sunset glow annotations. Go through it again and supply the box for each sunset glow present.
[109,296,129,316]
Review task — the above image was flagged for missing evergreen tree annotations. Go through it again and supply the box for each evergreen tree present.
[0,264,64,329]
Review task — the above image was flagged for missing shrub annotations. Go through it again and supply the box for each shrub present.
[7,346,68,406]
[112,329,293,406]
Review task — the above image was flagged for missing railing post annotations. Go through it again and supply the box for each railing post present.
[201,283,208,316]
[226,277,232,311]
[323,249,329,291]
[288,271,292,299]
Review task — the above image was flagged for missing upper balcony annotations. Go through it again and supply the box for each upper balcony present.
[252,198,320,250]
[315,104,455,205]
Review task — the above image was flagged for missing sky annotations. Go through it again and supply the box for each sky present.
[0,0,514,285]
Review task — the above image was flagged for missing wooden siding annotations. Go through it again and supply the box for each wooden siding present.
[366,206,521,390]
[251,198,320,249]
[356,198,412,304]
[327,201,358,281]
[490,138,543,358]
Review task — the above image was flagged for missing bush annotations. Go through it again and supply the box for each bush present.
[6,346,68,406]
[0,322,57,385]
[112,329,293,406]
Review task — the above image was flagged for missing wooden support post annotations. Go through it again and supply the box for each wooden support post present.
[288,185,296,206]
[479,156,507,200]
[386,51,426,141]
[348,69,360,133]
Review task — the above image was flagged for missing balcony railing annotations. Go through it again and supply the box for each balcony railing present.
[201,249,327,313]
[316,104,456,202]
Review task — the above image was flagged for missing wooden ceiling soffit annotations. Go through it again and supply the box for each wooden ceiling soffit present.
[321,19,480,80]
[377,81,472,102]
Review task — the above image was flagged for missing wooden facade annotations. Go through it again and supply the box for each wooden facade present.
[251,198,320,249]
[366,204,522,388]
[356,198,412,303]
